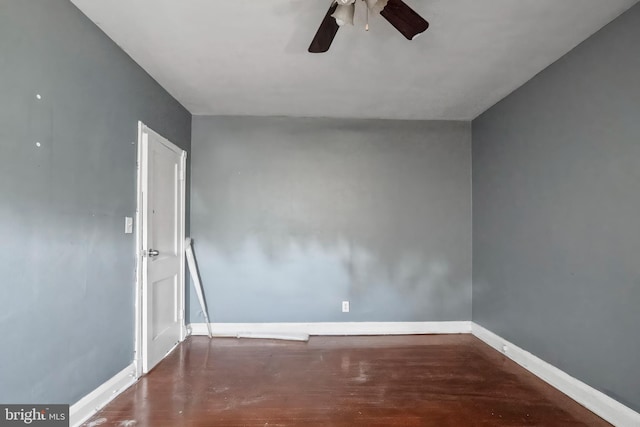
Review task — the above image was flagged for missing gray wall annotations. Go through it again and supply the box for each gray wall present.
[190,117,471,323]
[473,3,640,412]
[0,0,191,404]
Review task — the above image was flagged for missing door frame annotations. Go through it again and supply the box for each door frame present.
[134,121,187,378]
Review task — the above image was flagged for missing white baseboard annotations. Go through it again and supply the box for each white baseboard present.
[188,321,472,337]
[471,322,640,427]
[70,363,137,427]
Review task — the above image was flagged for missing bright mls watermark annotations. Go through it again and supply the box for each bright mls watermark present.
[0,405,68,426]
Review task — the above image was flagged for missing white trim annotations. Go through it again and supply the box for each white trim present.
[70,363,136,427]
[188,321,472,337]
[133,121,144,378]
[471,322,640,427]
[178,150,187,342]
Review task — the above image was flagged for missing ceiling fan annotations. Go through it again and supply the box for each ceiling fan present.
[308,0,429,53]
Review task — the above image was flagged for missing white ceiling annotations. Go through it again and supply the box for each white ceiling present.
[71,0,638,120]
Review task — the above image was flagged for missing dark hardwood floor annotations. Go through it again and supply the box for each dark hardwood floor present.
[83,335,610,426]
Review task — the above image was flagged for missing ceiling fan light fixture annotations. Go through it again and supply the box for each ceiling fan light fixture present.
[365,0,389,14]
[331,3,355,26]
[309,0,428,53]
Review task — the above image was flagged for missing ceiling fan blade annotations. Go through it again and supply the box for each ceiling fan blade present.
[308,2,340,53]
[380,0,429,40]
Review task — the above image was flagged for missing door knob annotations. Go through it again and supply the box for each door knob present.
[148,249,160,257]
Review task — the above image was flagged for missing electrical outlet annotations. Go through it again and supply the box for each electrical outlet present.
[342,301,350,313]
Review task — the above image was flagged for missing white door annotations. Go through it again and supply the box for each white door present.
[138,123,186,374]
